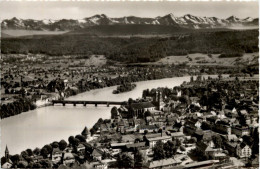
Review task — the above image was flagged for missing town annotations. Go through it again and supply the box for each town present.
[1,74,259,168]
[1,53,245,119]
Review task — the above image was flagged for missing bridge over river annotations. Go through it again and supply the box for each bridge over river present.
[52,100,127,107]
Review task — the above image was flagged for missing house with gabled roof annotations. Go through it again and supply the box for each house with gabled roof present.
[236,142,252,159]
[51,148,63,164]
[63,152,75,166]
[91,148,104,161]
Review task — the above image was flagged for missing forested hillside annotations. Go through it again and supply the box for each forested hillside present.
[1,29,258,63]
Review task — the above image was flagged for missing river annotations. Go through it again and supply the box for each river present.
[0,75,220,156]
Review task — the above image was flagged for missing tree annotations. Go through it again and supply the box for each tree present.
[33,148,40,156]
[40,148,48,158]
[51,141,59,148]
[43,144,52,154]
[163,141,177,158]
[117,152,134,168]
[153,140,165,160]
[75,135,86,143]
[59,139,68,151]
[111,106,119,119]
[26,149,33,156]
[68,136,75,146]
[17,161,28,168]
[21,151,28,158]
[74,138,80,146]
[10,154,20,165]
[134,150,147,168]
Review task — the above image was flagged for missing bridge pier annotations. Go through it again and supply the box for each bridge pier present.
[107,103,110,107]
[84,102,86,106]
[73,103,76,106]
[63,103,65,106]
[95,103,97,107]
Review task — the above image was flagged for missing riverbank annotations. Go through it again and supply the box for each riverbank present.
[1,76,193,156]
[1,74,234,156]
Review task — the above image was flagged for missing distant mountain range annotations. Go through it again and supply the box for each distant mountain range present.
[1,13,258,31]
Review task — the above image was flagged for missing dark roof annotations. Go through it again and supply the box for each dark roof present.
[196,141,208,151]
[126,142,146,149]
[239,142,249,149]
[137,125,157,130]
[92,149,103,157]
[81,127,89,136]
[131,102,155,110]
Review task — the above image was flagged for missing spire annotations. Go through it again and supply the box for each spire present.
[5,145,9,154]
[5,145,10,162]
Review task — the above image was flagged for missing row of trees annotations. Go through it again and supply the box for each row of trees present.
[1,139,67,168]
[1,127,93,168]
[0,97,36,119]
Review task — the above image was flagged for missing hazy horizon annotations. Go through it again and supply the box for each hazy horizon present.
[0,1,258,20]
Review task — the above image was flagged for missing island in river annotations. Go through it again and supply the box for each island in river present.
[112,83,136,94]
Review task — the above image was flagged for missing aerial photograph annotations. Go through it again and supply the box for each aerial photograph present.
[0,0,259,168]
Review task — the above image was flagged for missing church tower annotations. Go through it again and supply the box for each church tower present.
[154,91,164,111]
[5,145,9,162]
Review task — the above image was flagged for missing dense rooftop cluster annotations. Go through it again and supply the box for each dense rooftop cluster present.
[2,75,259,168]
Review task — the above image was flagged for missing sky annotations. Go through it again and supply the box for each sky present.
[0,1,258,20]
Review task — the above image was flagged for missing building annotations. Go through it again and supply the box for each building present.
[152,91,165,111]
[131,102,156,118]
[63,152,75,166]
[77,143,85,152]
[236,143,252,159]
[147,136,172,148]
[1,145,13,169]
[231,126,250,137]
[137,124,158,134]
[149,158,181,169]
[91,149,104,161]
[52,148,63,164]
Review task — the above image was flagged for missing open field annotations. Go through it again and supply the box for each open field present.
[156,52,259,66]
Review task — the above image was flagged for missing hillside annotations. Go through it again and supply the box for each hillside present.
[1,29,258,63]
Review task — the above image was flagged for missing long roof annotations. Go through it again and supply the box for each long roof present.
[131,102,155,110]
[149,158,181,168]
